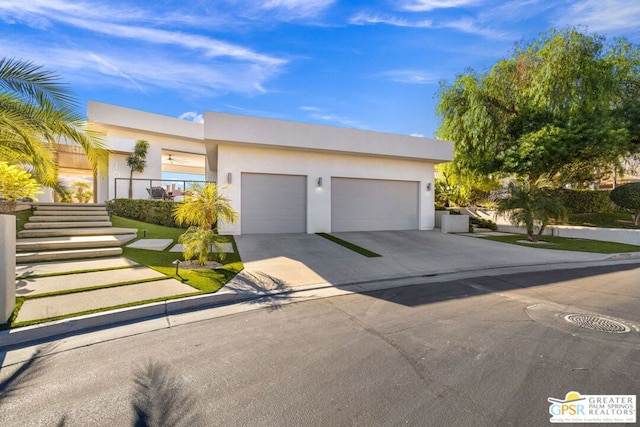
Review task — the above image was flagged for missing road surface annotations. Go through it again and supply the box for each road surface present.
[1,262,639,426]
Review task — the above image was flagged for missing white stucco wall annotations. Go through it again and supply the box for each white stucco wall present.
[216,144,437,234]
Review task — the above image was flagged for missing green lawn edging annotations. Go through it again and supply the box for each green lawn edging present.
[316,233,382,257]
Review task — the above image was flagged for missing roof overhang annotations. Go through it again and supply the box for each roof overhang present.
[204,112,453,163]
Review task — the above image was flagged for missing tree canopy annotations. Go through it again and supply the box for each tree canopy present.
[436,28,640,183]
[0,57,108,188]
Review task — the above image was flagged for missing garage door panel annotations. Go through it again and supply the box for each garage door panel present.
[242,173,306,234]
[332,178,418,232]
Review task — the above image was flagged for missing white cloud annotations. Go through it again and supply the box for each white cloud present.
[60,17,285,66]
[556,0,640,34]
[378,70,439,84]
[301,106,366,129]
[410,133,425,137]
[0,0,287,96]
[179,112,204,123]
[400,0,483,12]
[350,11,509,40]
[261,0,336,19]
[350,12,433,28]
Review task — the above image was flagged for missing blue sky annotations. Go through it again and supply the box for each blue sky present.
[2,0,640,138]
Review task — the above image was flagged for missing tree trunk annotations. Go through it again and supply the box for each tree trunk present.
[535,224,546,242]
[527,226,535,242]
[128,169,134,199]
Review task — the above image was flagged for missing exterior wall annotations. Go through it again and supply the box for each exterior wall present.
[216,144,437,234]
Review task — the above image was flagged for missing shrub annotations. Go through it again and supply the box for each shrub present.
[106,199,185,228]
[610,182,640,225]
[0,162,42,212]
[470,216,498,231]
[553,189,613,214]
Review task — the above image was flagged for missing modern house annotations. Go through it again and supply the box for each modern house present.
[83,101,453,234]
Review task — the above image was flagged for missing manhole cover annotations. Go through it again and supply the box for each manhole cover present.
[564,314,631,333]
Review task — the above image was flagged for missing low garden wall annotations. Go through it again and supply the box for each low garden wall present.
[0,215,16,323]
[441,214,469,233]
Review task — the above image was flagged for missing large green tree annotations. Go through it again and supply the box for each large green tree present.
[0,58,108,187]
[436,28,640,183]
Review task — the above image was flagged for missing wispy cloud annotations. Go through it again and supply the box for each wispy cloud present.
[179,112,204,123]
[556,0,640,34]
[350,12,433,28]
[260,0,336,19]
[300,106,366,129]
[377,70,439,84]
[0,0,287,96]
[350,12,510,40]
[400,0,484,12]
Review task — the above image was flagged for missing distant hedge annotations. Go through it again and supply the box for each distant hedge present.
[553,189,613,214]
[106,199,186,228]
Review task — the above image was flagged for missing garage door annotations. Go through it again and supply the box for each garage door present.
[241,173,307,234]
[331,178,419,232]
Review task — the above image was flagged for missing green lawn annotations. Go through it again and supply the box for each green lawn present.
[111,216,243,293]
[482,234,640,254]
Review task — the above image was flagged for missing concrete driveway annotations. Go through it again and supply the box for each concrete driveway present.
[228,231,608,292]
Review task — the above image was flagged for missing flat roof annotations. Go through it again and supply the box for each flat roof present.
[88,101,454,163]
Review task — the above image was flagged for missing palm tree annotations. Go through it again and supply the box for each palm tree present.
[0,57,108,188]
[125,139,149,199]
[173,182,237,230]
[173,183,238,265]
[496,178,567,242]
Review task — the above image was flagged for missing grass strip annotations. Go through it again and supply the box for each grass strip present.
[316,233,382,257]
[482,234,640,254]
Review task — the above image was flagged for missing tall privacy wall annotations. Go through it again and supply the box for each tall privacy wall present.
[0,215,16,323]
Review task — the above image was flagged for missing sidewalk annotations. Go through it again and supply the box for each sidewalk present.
[3,230,640,349]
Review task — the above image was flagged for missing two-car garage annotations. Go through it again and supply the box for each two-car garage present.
[240,173,419,234]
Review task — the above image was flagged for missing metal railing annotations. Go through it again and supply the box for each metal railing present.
[114,178,215,200]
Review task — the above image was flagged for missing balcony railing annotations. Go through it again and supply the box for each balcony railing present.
[114,178,215,200]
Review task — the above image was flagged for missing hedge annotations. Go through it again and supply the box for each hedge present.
[105,199,186,228]
[553,189,613,214]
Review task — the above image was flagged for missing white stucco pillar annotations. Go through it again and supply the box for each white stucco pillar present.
[0,215,16,324]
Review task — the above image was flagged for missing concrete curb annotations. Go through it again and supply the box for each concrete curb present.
[2,256,640,350]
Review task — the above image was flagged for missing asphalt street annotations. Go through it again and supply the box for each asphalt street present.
[0,262,638,426]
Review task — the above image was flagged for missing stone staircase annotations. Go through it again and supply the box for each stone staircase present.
[16,203,138,263]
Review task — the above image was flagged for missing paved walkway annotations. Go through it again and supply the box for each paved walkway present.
[16,279,197,322]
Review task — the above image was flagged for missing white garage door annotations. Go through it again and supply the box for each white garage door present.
[241,173,307,234]
[331,178,419,232]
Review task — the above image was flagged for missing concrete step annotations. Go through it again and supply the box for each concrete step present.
[34,205,107,211]
[28,215,111,222]
[32,202,107,208]
[16,234,137,252]
[23,221,113,229]
[33,210,108,216]
[16,247,123,263]
[18,227,138,238]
